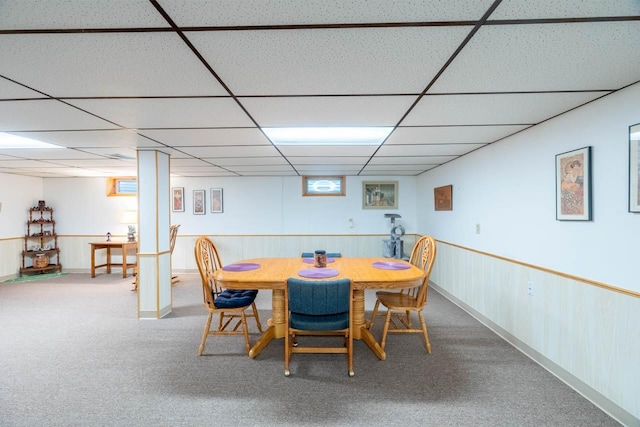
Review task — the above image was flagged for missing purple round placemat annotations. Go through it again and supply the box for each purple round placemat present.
[302,257,335,264]
[222,263,261,272]
[297,268,339,278]
[372,261,411,270]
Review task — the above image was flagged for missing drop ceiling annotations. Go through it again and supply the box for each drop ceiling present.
[0,0,638,178]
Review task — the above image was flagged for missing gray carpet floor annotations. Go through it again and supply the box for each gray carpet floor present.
[0,273,619,426]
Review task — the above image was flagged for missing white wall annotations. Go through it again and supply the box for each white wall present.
[43,177,137,237]
[142,175,416,236]
[417,82,640,293]
[0,173,43,238]
[0,173,44,277]
[418,82,640,423]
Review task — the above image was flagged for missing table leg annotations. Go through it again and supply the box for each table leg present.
[352,289,366,339]
[122,245,128,278]
[352,289,386,360]
[359,327,387,361]
[248,325,275,359]
[248,289,286,358]
[91,245,96,278]
[106,247,111,274]
[271,289,286,338]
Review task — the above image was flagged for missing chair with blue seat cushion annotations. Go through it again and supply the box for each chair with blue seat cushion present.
[301,252,342,258]
[284,277,354,377]
[194,236,262,356]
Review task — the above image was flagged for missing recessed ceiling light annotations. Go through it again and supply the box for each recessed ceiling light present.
[0,133,63,149]
[262,127,393,145]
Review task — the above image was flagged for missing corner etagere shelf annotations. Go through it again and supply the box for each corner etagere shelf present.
[20,205,62,277]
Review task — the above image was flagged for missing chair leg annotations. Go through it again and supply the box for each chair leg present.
[380,309,392,351]
[285,332,292,377]
[418,311,432,354]
[251,302,263,332]
[368,300,381,330]
[198,312,213,356]
[240,311,251,354]
[347,330,354,377]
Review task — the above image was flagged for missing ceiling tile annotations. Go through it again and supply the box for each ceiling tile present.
[367,156,457,165]
[294,167,363,175]
[242,95,416,127]
[10,130,161,149]
[0,33,228,97]
[277,145,378,157]
[403,92,609,126]
[161,0,494,26]
[0,77,46,99]
[227,165,296,173]
[188,27,472,95]
[170,158,218,167]
[388,125,530,144]
[234,171,299,176]
[491,0,640,19]
[139,128,271,146]
[185,145,282,158]
[0,147,109,160]
[0,100,118,131]
[0,0,167,29]
[377,143,485,156]
[431,22,640,92]
[171,170,238,177]
[287,156,370,165]
[67,98,254,128]
[211,157,290,166]
[0,159,65,168]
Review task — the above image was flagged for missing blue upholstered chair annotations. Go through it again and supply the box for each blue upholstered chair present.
[300,252,342,258]
[194,236,262,356]
[284,278,354,377]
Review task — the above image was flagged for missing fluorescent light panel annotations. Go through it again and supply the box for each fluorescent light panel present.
[0,132,63,149]
[263,127,393,145]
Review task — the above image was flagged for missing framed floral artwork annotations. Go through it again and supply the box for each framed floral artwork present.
[556,146,592,221]
[193,190,205,215]
[210,188,223,213]
[171,187,184,212]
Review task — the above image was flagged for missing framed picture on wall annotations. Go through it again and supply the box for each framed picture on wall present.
[210,188,223,213]
[171,187,184,212]
[434,185,453,211]
[629,122,640,213]
[362,181,398,209]
[193,190,205,215]
[556,146,592,221]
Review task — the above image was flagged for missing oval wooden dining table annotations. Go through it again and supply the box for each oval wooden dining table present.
[213,257,425,361]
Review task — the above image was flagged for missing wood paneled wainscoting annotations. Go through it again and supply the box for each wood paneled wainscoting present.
[2,233,416,280]
[429,241,640,427]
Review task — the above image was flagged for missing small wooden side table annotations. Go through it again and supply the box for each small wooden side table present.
[90,241,138,278]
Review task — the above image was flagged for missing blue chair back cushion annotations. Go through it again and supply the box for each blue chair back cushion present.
[214,289,258,308]
[301,252,342,258]
[287,278,350,331]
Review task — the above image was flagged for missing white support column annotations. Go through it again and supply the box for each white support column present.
[137,150,172,319]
